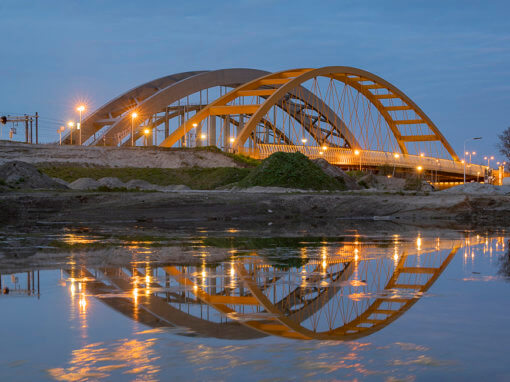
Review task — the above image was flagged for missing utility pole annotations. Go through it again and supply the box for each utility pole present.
[30,116,33,144]
[25,115,29,143]
[35,112,39,144]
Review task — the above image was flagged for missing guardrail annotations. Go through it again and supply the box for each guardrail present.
[238,144,488,178]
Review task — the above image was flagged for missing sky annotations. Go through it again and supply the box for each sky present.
[0,0,509,163]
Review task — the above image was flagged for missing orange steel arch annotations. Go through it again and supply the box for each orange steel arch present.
[160,68,362,150]
[165,66,458,161]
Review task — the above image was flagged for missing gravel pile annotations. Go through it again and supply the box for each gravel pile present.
[440,183,510,195]
[0,161,68,189]
[69,178,101,190]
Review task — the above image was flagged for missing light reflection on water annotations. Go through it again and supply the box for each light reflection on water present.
[0,232,509,381]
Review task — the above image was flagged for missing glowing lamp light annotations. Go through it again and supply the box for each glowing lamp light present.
[322,146,328,151]
[420,153,425,157]
[144,128,150,135]
[77,105,85,112]
[200,134,207,140]
[229,137,235,143]
[319,151,323,155]
[394,153,400,159]
[417,165,423,172]
[354,150,360,156]
[192,122,198,127]
[131,112,138,119]
[68,121,74,127]
[301,138,307,143]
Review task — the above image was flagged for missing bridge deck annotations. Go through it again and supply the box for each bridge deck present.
[239,144,487,178]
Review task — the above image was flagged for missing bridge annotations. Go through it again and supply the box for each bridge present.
[63,67,498,182]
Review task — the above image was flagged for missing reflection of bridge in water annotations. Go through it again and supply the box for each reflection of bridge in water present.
[64,236,486,341]
[62,67,502,182]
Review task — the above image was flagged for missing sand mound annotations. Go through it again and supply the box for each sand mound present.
[0,161,68,189]
[125,179,157,190]
[312,158,360,190]
[440,183,510,195]
[98,177,126,188]
[69,178,101,190]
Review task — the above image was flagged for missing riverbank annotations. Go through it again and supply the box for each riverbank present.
[2,189,510,229]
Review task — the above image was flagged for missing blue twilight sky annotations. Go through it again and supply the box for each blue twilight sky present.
[0,0,509,162]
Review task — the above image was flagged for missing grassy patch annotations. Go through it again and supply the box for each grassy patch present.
[39,165,251,190]
[197,146,261,167]
[236,152,345,190]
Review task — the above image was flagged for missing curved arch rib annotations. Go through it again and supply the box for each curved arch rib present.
[235,66,458,161]
[96,68,269,146]
[160,68,361,149]
[63,71,206,145]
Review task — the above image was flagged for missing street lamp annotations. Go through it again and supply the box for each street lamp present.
[393,153,400,177]
[131,112,138,146]
[463,137,482,183]
[76,105,85,145]
[301,138,307,144]
[143,128,150,146]
[354,149,361,171]
[67,121,74,145]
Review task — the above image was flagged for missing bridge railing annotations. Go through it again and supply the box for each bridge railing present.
[239,144,488,177]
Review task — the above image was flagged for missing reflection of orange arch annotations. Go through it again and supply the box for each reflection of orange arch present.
[164,245,460,340]
[168,66,458,160]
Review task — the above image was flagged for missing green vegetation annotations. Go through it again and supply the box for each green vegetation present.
[345,170,365,179]
[236,152,345,190]
[39,165,251,190]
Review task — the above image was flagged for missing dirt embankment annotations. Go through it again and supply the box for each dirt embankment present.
[0,141,241,168]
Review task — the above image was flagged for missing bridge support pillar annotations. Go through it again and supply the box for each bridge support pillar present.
[196,123,202,147]
[208,117,216,147]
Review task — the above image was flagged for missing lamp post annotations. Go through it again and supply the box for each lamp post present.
[67,121,75,145]
[463,137,482,183]
[131,112,138,147]
[143,128,150,146]
[393,153,400,177]
[229,137,235,153]
[354,149,361,171]
[77,105,85,145]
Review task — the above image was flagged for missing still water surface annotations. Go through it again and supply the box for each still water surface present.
[1,231,509,381]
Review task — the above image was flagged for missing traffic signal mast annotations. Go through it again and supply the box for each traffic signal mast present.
[0,113,39,143]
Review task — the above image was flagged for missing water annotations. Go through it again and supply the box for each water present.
[1,230,509,381]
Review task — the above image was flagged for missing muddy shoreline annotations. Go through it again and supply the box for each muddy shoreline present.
[2,190,510,230]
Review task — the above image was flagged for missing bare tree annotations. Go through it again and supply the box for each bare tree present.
[498,127,510,169]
